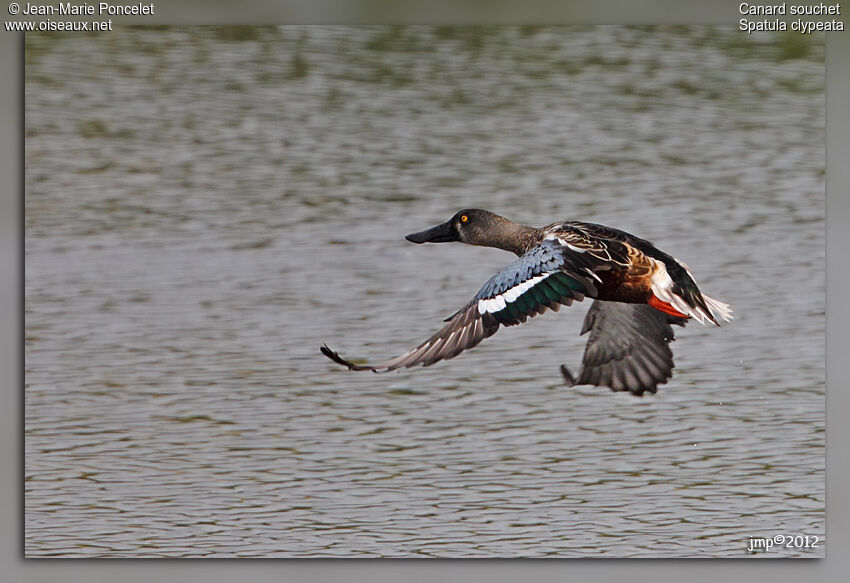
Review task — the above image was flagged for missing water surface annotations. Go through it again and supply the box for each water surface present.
[25,26,824,557]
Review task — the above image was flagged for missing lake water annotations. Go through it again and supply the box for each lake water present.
[25,26,824,557]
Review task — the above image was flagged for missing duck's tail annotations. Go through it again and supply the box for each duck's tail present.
[702,294,733,324]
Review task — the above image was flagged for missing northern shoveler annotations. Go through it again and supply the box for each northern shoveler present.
[321,209,732,395]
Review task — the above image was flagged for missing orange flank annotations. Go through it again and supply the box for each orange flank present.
[648,295,690,319]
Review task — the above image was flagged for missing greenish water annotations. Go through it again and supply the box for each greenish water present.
[25,26,824,557]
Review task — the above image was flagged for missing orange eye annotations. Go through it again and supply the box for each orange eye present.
[460,215,468,223]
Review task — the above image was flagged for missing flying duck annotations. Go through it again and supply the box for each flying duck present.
[321,209,732,395]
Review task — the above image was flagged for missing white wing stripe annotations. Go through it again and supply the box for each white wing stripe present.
[477,273,552,314]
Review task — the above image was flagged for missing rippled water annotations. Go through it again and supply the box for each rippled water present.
[25,27,824,557]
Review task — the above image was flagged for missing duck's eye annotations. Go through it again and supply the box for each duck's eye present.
[460,214,469,223]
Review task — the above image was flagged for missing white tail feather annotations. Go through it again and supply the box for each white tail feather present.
[650,261,733,326]
[703,295,733,323]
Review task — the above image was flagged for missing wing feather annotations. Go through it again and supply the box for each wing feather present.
[322,240,611,373]
[562,300,688,395]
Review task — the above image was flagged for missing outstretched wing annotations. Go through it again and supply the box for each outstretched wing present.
[321,240,607,372]
[561,300,688,396]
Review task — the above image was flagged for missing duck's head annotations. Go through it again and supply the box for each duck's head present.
[406,209,533,255]
[405,209,504,245]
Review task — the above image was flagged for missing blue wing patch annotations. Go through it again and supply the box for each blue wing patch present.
[475,240,564,299]
[473,240,599,326]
